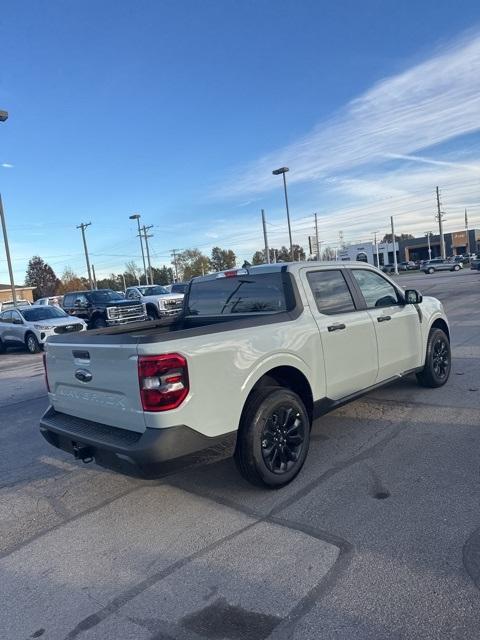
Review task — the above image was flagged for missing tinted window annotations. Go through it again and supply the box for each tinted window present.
[21,307,68,321]
[352,269,399,308]
[137,286,169,296]
[86,290,123,303]
[187,273,288,316]
[0,311,12,323]
[63,294,75,307]
[307,270,355,315]
[11,310,22,323]
[171,283,187,294]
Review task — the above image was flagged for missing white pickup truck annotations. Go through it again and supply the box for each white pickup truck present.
[124,285,184,320]
[40,262,450,488]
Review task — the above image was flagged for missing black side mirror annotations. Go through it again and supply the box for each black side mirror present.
[405,289,422,304]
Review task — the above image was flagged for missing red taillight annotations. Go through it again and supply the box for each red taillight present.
[138,353,189,412]
[42,352,50,392]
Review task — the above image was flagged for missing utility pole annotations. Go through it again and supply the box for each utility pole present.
[91,264,97,290]
[436,187,446,259]
[121,273,126,292]
[0,194,17,305]
[141,225,154,284]
[391,216,398,275]
[171,249,179,282]
[76,222,93,289]
[261,209,270,264]
[465,208,471,255]
[314,213,320,260]
[129,214,148,285]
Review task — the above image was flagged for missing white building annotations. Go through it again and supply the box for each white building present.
[337,241,399,267]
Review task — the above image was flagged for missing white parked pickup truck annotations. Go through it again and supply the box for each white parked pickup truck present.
[40,262,450,488]
[125,285,184,320]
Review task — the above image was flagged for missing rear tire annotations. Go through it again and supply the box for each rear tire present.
[416,328,451,388]
[234,387,311,489]
[427,267,435,274]
[25,333,41,354]
[0,338,6,353]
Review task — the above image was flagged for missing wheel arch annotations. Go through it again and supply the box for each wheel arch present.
[430,317,450,341]
[240,365,314,427]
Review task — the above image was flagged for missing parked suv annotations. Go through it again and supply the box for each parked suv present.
[422,258,461,274]
[125,285,184,319]
[0,305,86,353]
[62,289,146,329]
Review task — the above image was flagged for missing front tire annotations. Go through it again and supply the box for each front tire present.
[427,267,435,274]
[146,306,159,321]
[416,328,451,388]
[26,333,41,354]
[453,264,460,271]
[92,317,107,329]
[234,387,311,489]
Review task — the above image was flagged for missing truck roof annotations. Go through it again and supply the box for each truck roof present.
[191,260,376,282]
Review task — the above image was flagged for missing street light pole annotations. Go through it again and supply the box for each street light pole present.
[129,214,148,285]
[0,110,16,305]
[261,209,270,264]
[272,166,293,261]
[0,194,17,305]
[425,231,432,259]
[391,216,399,275]
[372,230,379,267]
[314,213,320,260]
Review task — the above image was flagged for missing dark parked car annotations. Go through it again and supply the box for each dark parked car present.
[62,289,147,329]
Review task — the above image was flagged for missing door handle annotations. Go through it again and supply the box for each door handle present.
[377,315,391,322]
[327,323,346,332]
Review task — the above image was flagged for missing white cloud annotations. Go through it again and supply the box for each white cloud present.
[217,31,480,197]
[1,163,13,168]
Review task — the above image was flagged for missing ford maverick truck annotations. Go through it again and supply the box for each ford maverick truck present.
[40,262,450,488]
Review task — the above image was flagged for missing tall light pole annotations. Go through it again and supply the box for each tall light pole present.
[261,209,270,264]
[0,110,17,306]
[129,213,148,285]
[314,213,320,260]
[272,166,293,261]
[372,230,380,267]
[436,187,446,259]
[391,216,398,275]
[77,222,93,289]
[425,231,432,259]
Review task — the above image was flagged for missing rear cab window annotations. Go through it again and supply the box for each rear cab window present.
[186,272,294,316]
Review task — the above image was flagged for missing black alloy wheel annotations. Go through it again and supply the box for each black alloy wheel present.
[235,386,311,488]
[260,405,306,475]
[416,328,451,388]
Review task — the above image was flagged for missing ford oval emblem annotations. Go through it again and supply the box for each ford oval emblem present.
[75,368,93,383]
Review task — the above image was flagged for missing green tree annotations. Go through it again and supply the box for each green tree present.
[176,249,210,280]
[25,256,60,299]
[151,265,174,285]
[210,246,236,272]
[251,251,266,265]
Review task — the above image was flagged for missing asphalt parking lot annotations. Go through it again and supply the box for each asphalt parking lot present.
[1,269,479,640]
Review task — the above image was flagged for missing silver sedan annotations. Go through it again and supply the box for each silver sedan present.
[0,306,87,354]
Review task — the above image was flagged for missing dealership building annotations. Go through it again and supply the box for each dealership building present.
[399,229,480,262]
[339,228,480,266]
[0,284,36,305]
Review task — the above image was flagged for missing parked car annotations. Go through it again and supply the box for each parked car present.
[470,257,480,271]
[0,305,86,353]
[399,261,418,271]
[422,258,462,274]
[381,264,395,273]
[41,263,450,488]
[124,285,184,319]
[35,296,64,307]
[62,289,147,329]
[447,256,465,267]
[0,299,32,311]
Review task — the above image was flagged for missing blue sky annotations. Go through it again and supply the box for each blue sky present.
[2,0,480,281]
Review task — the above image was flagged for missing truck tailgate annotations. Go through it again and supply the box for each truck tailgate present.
[46,340,145,432]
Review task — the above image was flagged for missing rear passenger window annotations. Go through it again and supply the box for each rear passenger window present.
[307,270,355,315]
[63,294,73,307]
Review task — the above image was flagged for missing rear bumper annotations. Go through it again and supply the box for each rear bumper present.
[39,406,236,466]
